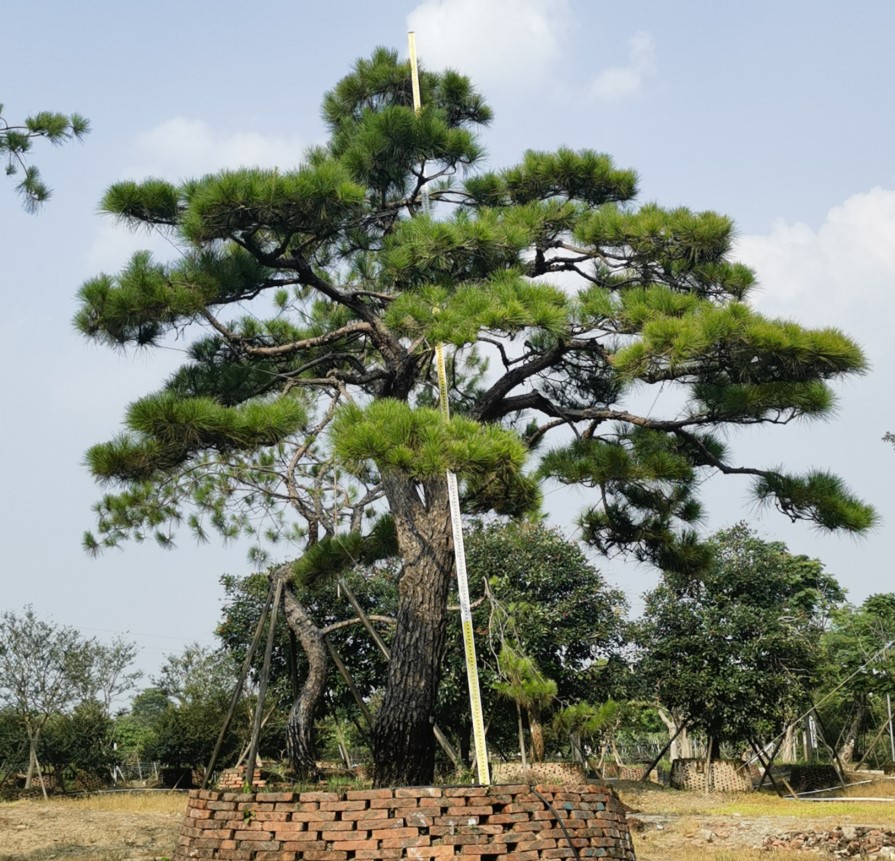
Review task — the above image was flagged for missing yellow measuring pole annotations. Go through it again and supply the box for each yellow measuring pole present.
[409,33,490,785]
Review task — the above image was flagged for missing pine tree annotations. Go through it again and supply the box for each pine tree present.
[1,104,89,210]
[76,47,873,786]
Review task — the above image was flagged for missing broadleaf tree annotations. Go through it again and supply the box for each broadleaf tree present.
[636,523,844,754]
[0,608,97,789]
[76,48,873,786]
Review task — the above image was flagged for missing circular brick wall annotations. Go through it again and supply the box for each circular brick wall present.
[174,783,634,860]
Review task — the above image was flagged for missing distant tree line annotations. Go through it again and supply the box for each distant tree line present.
[3,521,892,794]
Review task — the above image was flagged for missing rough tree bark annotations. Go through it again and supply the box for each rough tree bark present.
[658,708,692,761]
[281,586,328,780]
[372,473,454,787]
[528,706,545,762]
[837,701,866,767]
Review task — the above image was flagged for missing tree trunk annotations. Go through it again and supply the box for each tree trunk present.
[516,703,529,770]
[657,708,692,761]
[528,705,545,763]
[780,722,797,763]
[837,702,866,767]
[372,473,454,787]
[24,743,37,790]
[282,586,328,781]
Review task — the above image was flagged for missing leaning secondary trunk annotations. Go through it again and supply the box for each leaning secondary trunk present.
[372,472,454,787]
[282,585,328,780]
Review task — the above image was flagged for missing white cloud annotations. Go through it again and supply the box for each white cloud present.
[128,118,304,179]
[407,0,572,90]
[736,187,895,354]
[590,31,656,102]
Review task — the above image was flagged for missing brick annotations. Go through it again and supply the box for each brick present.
[504,802,543,813]
[355,849,404,860]
[370,797,418,809]
[318,820,356,832]
[328,839,376,851]
[404,811,434,828]
[189,808,213,819]
[442,835,491,846]
[395,786,442,798]
[254,853,296,861]
[503,852,540,861]
[232,829,273,841]
[462,846,510,855]
[363,818,406,830]
[419,797,453,808]
[279,830,323,843]
[252,811,289,822]
[239,840,281,851]
[447,805,491,816]
[252,792,291,802]
[415,846,458,859]
[345,787,393,800]
[207,800,236,811]
[363,817,397,831]
[532,809,562,821]
[281,840,326,851]
[380,835,432,849]
[320,799,368,811]
[291,810,336,822]
[444,787,489,798]
[372,827,420,840]
[216,850,253,860]
[342,807,398,821]
[483,794,514,805]
[269,825,308,840]
[322,828,364,840]
[302,851,347,861]
[299,790,342,802]
[513,840,558,852]
[488,813,530,824]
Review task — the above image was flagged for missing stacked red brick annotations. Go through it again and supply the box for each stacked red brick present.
[174,784,634,861]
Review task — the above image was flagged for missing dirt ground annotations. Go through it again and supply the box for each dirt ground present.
[2,784,895,861]
[0,796,183,861]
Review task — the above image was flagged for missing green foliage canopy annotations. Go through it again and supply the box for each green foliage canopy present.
[636,523,844,746]
[1,103,89,210]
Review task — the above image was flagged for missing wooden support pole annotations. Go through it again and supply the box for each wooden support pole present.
[202,581,275,788]
[245,577,284,789]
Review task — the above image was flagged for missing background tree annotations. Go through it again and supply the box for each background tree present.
[636,523,844,757]
[76,47,873,785]
[0,608,96,790]
[142,643,254,782]
[1,104,88,210]
[818,593,895,766]
[41,700,115,791]
[90,636,143,714]
[438,520,629,764]
[494,644,556,768]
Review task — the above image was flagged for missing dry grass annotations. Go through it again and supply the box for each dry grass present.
[51,791,187,815]
[616,778,895,823]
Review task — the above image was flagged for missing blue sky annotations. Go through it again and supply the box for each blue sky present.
[3,0,894,683]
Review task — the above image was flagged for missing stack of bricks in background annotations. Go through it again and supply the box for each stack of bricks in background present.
[217,768,265,790]
[669,759,752,792]
[174,784,635,861]
[489,763,585,785]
